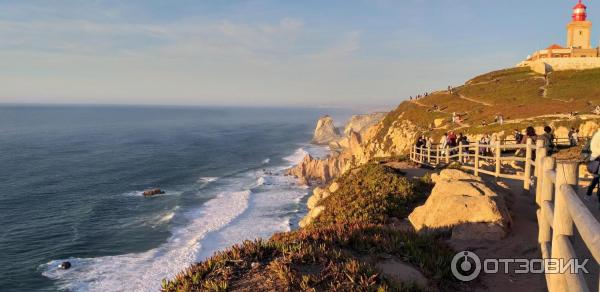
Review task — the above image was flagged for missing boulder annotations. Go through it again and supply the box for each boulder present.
[307,188,330,210]
[299,206,325,228]
[58,261,72,270]
[431,169,482,184]
[328,182,340,193]
[376,259,428,289]
[409,170,511,241]
[312,115,341,145]
[143,188,165,197]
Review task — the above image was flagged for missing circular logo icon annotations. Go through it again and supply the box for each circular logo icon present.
[451,251,482,281]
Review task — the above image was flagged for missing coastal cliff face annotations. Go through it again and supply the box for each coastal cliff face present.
[343,112,387,136]
[289,114,423,184]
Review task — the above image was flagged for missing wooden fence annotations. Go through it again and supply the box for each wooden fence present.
[410,139,600,292]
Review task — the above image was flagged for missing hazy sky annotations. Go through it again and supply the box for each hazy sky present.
[0,0,597,107]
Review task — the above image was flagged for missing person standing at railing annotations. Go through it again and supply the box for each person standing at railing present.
[520,126,537,144]
[569,127,579,147]
[542,126,556,153]
[415,136,425,154]
[439,133,448,155]
[585,129,600,205]
[479,135,490,156]
[514,129,523,145]
[448,131,457,155]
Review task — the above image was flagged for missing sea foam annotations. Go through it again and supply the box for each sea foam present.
[42,190,251,291]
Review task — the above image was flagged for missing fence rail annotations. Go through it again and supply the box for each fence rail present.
[410,139,600,292]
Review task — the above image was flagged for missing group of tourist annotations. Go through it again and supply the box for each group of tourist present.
[412,124,600,210]
[409,92,430,101]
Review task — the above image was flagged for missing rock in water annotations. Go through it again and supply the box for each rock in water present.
[409,169,512,241]
[143,188,165,197]
[311,115,341,145]
[59,261,71,270]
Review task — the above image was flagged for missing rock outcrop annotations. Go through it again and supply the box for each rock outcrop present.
[286,152,353,184]
[143,188,165,197]
[312,115,341,145]
[408,169,511,241]
[343,113,387,136]
[299,180,341,227]
[361,118,420,161]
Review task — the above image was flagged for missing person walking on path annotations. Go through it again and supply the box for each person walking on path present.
[586,130,600,205]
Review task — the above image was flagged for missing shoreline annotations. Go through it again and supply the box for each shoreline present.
[40,142,328,291]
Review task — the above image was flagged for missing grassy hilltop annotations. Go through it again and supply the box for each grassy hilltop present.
[375,67,600,142]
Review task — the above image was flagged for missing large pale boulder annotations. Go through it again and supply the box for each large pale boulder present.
[299,206,325,228]
[307,188,331,210]
[409,170,511,241]
[328,182,340,193]
[312,116,341,145]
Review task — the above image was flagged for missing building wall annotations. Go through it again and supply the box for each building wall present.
[528,57,600,74]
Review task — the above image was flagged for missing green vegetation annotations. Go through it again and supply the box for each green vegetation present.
[312,164,431,226]
[162,223,456,292]
[162,164,456,291]
[547,68,600,102]
[458,67,544,106]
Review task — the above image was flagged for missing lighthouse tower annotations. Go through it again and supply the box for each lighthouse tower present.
[567,0,592,49]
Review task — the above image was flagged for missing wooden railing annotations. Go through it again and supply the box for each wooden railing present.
[409,138,536,190]
[410,139,600,292]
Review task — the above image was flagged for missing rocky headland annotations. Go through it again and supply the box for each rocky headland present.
[164,67,600,291]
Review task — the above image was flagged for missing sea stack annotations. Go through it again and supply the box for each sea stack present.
[311,115,341,145]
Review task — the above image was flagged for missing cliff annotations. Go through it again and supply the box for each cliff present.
[290,67,600,185]
[165,66,600,291]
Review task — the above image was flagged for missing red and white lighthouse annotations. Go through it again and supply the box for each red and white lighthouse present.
[567,0,592,49]
[572,0,588,21]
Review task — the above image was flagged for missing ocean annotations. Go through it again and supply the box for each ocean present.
[0,105,350,292]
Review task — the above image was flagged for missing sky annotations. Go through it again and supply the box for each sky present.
[0,0,598,107]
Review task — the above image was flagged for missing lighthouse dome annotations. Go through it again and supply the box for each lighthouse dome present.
[572,0,587,21]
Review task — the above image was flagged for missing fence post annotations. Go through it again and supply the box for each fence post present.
[524,138,533,191]
[445,146,450,164]
[458,142,463,164]
[550,161,578,292]
[535,140,547,206]
[539,157,555,250]
[436,145,441,164]
[420,146,425,163]
[495,142,501,178]
[474,143,480,176]
[427,145,431,163]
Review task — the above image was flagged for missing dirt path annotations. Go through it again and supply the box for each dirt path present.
[458,94,493,106]
[450,176,547,291]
